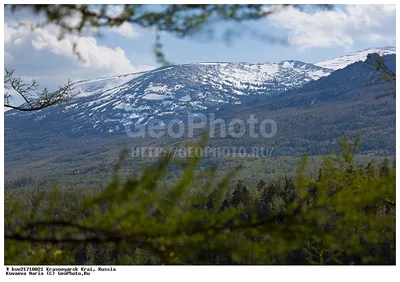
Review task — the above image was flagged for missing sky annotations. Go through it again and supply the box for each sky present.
[4,4,396,102]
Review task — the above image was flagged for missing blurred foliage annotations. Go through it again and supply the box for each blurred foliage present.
[5,135,395,264]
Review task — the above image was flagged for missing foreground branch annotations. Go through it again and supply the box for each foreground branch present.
[4,69,74,112]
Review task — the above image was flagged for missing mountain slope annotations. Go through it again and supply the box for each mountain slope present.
[7,47,395,139]
[315,46,395,70]
[209,54,395,156]
[5,61,331,137]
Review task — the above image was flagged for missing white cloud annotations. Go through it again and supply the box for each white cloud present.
[4,21,154,106]
[269,4,396,48]
[5,25,18,43]
[4,5,148,89]
[6,24,140,74]
[111,22,138,38]
[28,26,136,74]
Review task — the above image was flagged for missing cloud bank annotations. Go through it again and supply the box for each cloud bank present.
[269,5,396,48]
[4,6,153,103]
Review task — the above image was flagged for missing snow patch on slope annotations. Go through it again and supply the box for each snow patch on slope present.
[72,72,147,98]
[315,47,396,70]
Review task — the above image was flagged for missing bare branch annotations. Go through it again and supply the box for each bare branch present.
[4,70,74,112]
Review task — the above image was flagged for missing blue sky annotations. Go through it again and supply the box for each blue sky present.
[4,4,396,98]
[94,4,396,66]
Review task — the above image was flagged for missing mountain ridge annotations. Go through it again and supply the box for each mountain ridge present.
[6,60,332,137]
[5,47,395,140]
[315,46,395,70]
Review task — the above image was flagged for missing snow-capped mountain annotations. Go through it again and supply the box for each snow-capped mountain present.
[5,61,331,137]
[315,46,396,70]
[5,47,395,138]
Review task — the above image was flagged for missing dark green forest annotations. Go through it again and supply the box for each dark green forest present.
[5,137,395,265]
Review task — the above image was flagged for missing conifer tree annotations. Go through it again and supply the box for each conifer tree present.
[379,157,390,178]
[282,175,296,204]
[257,179,266,190]
[85,243,96,265]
